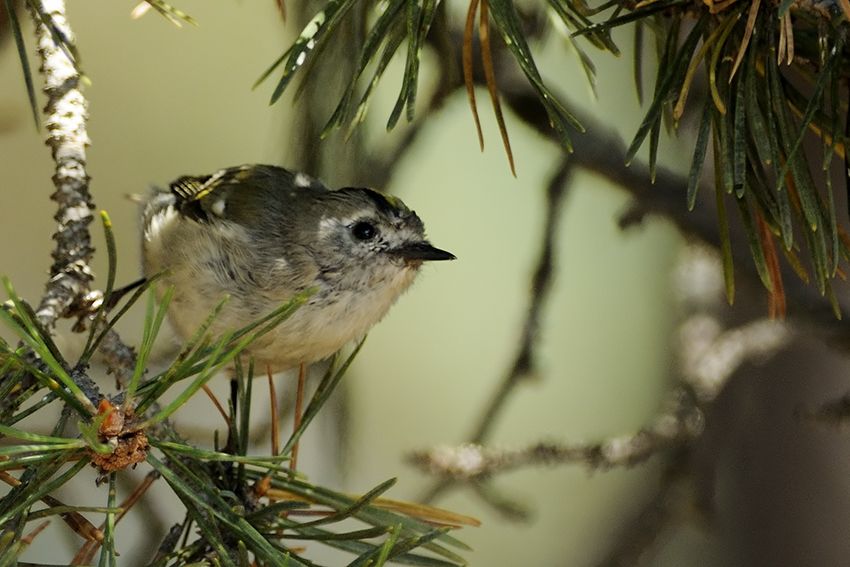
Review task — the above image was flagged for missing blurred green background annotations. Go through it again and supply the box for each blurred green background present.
[0,2,693,564]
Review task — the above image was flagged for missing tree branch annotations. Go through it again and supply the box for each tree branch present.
[29,0,95,328]
[411,387,702,480]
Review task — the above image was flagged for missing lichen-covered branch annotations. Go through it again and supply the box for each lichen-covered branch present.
[29,0,95,328]
[410,388,703,481]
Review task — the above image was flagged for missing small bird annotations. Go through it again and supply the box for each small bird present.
[142,164,455,372]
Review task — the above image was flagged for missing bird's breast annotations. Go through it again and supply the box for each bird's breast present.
[245,263,420,370]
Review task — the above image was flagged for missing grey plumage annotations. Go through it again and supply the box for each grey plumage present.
[142,164,454,372]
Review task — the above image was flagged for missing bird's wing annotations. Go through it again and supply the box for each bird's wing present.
[168,168,233,222]
[168,164,330,226]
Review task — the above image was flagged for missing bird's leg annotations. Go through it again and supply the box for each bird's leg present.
[290,362,307,472]
[223,376,239,454]
[267,364,280,456]
[253,364,281,503]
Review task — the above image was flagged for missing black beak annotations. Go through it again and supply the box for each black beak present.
[390,242,456,261]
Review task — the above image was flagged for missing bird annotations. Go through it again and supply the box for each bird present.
[141,164,455,372]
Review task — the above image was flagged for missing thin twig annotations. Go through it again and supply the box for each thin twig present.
[419,157,572,503]
[470,158,573,444]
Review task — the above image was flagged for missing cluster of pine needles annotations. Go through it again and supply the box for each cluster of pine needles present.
[251,0,850,316]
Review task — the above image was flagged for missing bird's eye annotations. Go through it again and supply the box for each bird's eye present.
[352,221,378,241]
